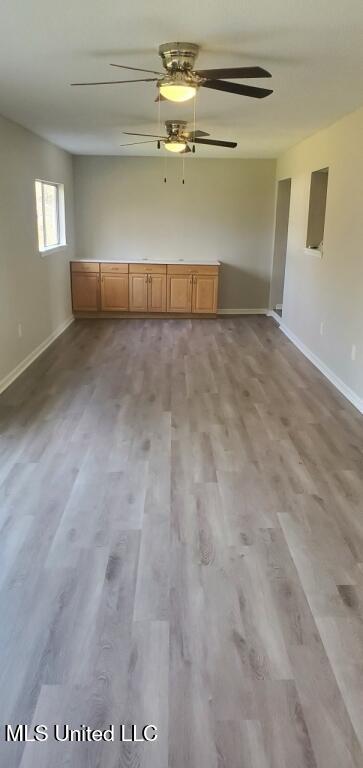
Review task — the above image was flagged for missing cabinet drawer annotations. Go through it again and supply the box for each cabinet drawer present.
[167,264,192,276]
[167,264,219,276]
[71,261,99,274]
[192,265,219,276]
[100,262,128,274]
[129,264,166,274]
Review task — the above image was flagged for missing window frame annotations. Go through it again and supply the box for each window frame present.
[35,179,66,254]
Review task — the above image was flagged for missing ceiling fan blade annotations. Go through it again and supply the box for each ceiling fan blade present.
[181,145,192,154]
[202,79,273,98]
[120,140,158,147]
[154,93,166,102]
[196,66,271,79]
[71,78,158,86]
[184,130,210,138]
[123,131,166,138]
[191,137,237,148]
[110,63,163,75]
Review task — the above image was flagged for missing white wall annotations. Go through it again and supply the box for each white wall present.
[0,115,75,387]
[73,156,276,311]
[277,105,363,404]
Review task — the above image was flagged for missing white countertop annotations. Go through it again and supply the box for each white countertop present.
[73,258,220,266]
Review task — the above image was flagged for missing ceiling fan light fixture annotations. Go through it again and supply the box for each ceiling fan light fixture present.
[165,139,187,153]
[159,82,197,102]
[159,73,197,103]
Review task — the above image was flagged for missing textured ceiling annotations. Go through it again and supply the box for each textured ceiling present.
[0,0,363,157]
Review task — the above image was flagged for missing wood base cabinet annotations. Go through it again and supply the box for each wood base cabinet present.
[71,262,100,311]
[167,265,218,314]
[148,273,167,313]
[167,273,192,313]
[100,263,129,311]
[129,273,148,312]
[192,273,218,314]
[71,262,219,316]
[129,265,167,313]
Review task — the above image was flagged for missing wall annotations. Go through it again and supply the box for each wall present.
[73,156,276,311]
[277,105,363,405]
[0,115,75,388]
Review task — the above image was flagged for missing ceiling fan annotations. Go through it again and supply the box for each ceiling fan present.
[120,120,238,153]
[71,42,273,103]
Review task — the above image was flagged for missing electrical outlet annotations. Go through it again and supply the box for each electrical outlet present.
[320,321,324,336]
[351,344,356,361]
[17,323,22,338]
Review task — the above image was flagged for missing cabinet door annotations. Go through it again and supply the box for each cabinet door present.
[167,274,192,313]
[129,273,148,312]
[101,274,129,311]
[148,274,166,313]
[72,272,100,311]
[192,274,218,314]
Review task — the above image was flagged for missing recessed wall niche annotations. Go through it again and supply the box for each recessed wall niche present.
[306,167,329,251]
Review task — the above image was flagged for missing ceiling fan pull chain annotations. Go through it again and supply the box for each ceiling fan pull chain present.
[157,92,161,138]
[193,96,196,144]
[193,94,197,156]
[164,154,167,183]
[182,156,185,185]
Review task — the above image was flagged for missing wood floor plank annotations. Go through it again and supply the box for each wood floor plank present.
[0,316,362,768]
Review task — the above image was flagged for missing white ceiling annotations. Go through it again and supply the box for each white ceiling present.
[1,0,363,158]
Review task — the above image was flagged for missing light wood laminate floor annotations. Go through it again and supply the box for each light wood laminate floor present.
[0,317,362,768]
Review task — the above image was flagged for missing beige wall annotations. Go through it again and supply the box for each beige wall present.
[0,115,75,386]
[73,156,276,311]
[277,105,363,402]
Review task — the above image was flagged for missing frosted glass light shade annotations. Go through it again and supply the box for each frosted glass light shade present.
[159,82,196,102]
[165,141,187,153]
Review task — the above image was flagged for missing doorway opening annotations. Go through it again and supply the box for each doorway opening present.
[270,178,291,318]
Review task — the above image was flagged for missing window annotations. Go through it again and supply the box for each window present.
[306,168,329,252]
[35,180,66,252]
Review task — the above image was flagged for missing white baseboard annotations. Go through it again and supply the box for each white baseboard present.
[280,322,363,415]
[0,316,74,396]
[218,308,268,315]
[267,309,282,323]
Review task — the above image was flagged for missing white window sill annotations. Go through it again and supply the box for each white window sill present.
[304,247,323,259]
[39,244,67,257]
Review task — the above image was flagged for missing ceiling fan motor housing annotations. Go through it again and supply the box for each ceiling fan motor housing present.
[158,43,199,72]
[165,120,188,137]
